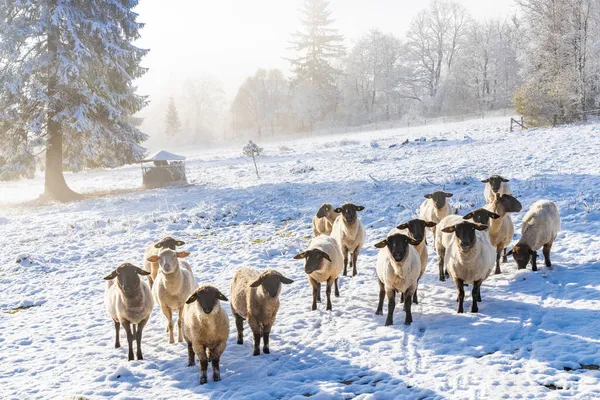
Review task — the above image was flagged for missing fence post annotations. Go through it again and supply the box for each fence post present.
[510,118,513,133]
[553,114,557,127]
[520,116,524,128]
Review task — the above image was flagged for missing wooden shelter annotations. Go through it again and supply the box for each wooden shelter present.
[140,150,187,189]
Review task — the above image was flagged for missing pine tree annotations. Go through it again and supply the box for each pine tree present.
[288,0,345,88]
[0,0,148,201]
[165,98,182,137]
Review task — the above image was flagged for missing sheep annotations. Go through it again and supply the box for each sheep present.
[230,268,294,356]
[394,219,437,303]
[434,214,465,281]
[293,235,343,311]
[330,202,366,277]
[146,248,196,344]
[143,236,185,287]
[374,232,422,325]
[507,200,560,271]
[182,285,230,385]
[441,221,495,313]
[419,191,453,241]
[475,194,522,274]
[104,263,154,361]
[312,203,340,236]
[482,174,512,204]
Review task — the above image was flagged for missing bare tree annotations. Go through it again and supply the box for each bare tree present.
[183,75,225,142]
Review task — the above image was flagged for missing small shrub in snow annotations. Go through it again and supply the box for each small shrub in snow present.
[243,141,263,178]
[370,140,379,148]
[290,165,315,174]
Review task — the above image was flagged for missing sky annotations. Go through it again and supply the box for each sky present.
[134,0,518,103]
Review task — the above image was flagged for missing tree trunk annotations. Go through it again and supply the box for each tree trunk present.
[42,0,81,202]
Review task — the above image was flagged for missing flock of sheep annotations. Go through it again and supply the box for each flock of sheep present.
[103,174,561,385]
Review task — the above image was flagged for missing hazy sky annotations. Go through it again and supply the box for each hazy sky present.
[135,0,518,105]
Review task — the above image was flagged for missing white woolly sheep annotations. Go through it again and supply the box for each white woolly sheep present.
[143,236,185,287]
[312,203,339,237]
[419,191,453,241]
[104,263,154,361]
[441,221,494,313]
[146,248,196,344]
[230,268,294,356]
[393,219,437,303]
[507,200,560,271]
[374,231,422,325]
[482,175,512,204]
[434,214,465,281]
[183,286,230,385]
[293,235,343,311]
[331,202,366,277]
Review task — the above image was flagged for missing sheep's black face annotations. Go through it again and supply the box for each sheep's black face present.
[509,245,534,270]
[483,175,509,192]
[316,204,333,219]
[442,222,487,251]
[250,271,294,297]
[154,236,185,250]
[463,209,500,227]
[104,263,150,294]
[425,191,453,209]
[187,286,228,314]
[385,234,411,262]
[335,203,364,224]
[497,194,522,213]
[300,249,331,275]
[397,219,435,242]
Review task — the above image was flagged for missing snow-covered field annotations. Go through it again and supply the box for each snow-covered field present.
[2,117,600,399]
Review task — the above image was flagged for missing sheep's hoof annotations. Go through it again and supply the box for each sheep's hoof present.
[188,361,195,367]
[213,374,221,382]
[404,320,412,326]
[263,347,270,354]
[439,277,445,282]
[471,307,478,313]
[137,353,143,360]
[502,256,508,263]
[532,266,538,271]
[253,349,260,356]
[200,376,208,385]
[457,308,464,314]
[237,338,243,345]
[494,269,501,275]
[115,343,121,349]
[375,310,383,315]
[128,355,134,361]
[384,319,393,326]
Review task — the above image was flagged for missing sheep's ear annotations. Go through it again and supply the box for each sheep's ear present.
[396,223,409,230]
[374,239,388,248]
[334,207,342,213]
[217,292,228,302]
[249,278,262,287]
[424,194,433,199]
[321,252,332,262]
[154,242,163,249]
[489,212,501,219]
[136,267,151,276]
[408,238,422,246]
[425,221,437,227]
[177,251,190,258]
[176,240,185,246]
[104,270,117,280]
[474,224,489,231]
[441,226,456,233]
[501,178,510,182]
[279,276,294,284]
[445,193,453,198]
[185,293,197,304]
[355,205,365,211]
[463,212,473,219]
[147,255,159,263]
[293,252,306,260]
[481,178,490,183]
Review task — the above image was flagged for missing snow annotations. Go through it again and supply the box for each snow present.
[1,117,600,399]
[141,150,187,162]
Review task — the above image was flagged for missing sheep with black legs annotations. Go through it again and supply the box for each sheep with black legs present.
[293,235,343,311]
[331,202,366,277]
[374,232,422,325]
[419,191,453,241]
[312,203,339,236]
[104,263,153,361]
[230,268,293,356]
[143,236,185,287]
[482,174,512,204]
[183,286,229,385]
[434,214,465,281]
[441,221,495,313]
[507,200,560,271]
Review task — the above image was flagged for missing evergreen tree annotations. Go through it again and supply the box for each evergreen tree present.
[0,0,148,201]
[288,0,345,88]
[165,97,182,137]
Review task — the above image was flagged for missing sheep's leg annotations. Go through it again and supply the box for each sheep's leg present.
[121,320,135,361]
[400,292,404,303]
[316,281,322,302]
[233,311,244,345]
[531,251,538,271]
[309,276,319,311]
[113,320,121,348]
[177,307,184,343]
[160,304,174,344]
[502,247,508,263]
[543,242,552,267]
[385,290,396,326]
[471,280,482,313]
[455,278,465,314]
[432,226,437,244]
[412,282,419,305]
[334,278,340,297]
[494,247,502,274]
[198,346,208,385]
[475,282,482,302]
[351,248,360,277]
[262,324,272,354]
[342,246,349,276]
[438,247,446,281]
[135,316,148,360]
[211,342,226,382]
[148,276,154,288]
[248,317,261,356]
[325,279,333,311]
[404,290,413,325]
[187,342,195,367]
[376,279,385,315]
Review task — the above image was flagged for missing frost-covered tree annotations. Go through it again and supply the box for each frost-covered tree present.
[183,75,225,143]
[165,97,182,138]
[242,140,263,178]
[0,0,148,200]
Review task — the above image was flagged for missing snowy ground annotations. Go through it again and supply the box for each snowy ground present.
[2,117,600,399]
